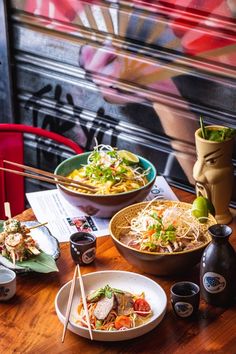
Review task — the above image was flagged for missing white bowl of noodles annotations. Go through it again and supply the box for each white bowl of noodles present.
[109,200,216,276]
[55,270,167,341]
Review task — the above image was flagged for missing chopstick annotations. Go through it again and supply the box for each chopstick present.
[77,264,93,340]
[61,265,93,343]
[62,265,78,343]
[1,160,97,193]
[0,166,96,192]
[4,160,97,191]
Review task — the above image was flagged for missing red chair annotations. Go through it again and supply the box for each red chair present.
[0,124,83,219]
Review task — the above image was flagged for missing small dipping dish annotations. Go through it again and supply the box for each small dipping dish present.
[70,232,96,265]
[170,281,200,318]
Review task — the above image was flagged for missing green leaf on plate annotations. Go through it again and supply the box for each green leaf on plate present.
[15,251,59,273]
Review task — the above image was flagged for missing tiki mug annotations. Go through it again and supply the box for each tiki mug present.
[193,126,234,224]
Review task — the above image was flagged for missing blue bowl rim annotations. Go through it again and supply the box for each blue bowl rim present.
[54,152,157,197]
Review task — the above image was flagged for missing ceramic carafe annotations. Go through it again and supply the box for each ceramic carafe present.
[200,224,236,307]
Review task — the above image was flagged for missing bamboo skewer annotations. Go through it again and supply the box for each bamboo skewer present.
[61,265,93,343]
[0,161,97,193]
[29,222,48,230]
[4,202,11,219]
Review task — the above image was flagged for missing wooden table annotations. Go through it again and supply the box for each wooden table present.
[1,187,236,354]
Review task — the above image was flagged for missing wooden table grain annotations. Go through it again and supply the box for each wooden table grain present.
[1,187,236,354]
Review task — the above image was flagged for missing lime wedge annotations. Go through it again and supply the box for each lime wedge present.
[117,150,139,164]
[205,198,215,216]
[192,196,208,223]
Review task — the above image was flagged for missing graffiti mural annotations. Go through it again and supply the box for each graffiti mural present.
[10,0,236,202]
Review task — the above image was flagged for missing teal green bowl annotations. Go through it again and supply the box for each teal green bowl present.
[55,152,156,218]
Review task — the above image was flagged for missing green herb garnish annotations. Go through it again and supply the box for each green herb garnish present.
[87,285,124,302]
[142,241,157,251]
[104,285,113,299]
[199,116,236,142]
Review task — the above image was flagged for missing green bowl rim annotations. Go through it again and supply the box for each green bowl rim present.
[109,200,215,256]
[55,152,157,198]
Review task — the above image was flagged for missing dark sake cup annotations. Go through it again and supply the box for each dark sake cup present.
[171,281,200,318]
[70,232,96,266]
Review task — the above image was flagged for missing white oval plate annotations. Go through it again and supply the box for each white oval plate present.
[55,270,167,341]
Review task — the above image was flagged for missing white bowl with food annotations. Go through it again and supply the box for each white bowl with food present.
[55,270,167,341]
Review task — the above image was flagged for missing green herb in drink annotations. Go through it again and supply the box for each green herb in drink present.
[199,117,236,142]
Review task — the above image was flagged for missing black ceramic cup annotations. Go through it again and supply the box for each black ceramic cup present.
[170,281,200,318]
[70,232,96,265]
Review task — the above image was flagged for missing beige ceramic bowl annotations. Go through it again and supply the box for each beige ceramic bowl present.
[109,201,216,276]
[55,270,167,341]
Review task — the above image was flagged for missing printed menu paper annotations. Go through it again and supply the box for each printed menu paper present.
[26,176,178,243]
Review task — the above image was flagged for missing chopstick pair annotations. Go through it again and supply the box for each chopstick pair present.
[0,160,97,193]
[62,264,93,343]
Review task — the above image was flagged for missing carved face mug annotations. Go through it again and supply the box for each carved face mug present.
[193,126,234,224]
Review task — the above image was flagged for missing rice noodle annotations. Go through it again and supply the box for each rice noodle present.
[66,144,150,195]
[119,202,214,253]
[75,285,152,331]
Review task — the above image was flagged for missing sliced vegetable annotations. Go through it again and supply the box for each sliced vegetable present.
[87,287,105,302]
[134,298,151,317]
[191,196,209,223]
[192,196,216,223]
[87,284,124,302]
[117,150,139,164]
[114,315,132,330]
[204,198,216,216]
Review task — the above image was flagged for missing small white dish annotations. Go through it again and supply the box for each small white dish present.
[0,266,16,301]
[55,270,167,341]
